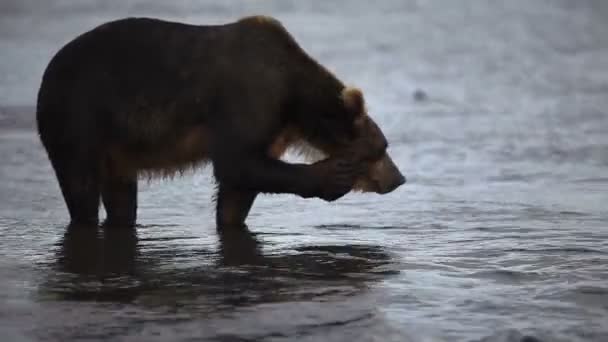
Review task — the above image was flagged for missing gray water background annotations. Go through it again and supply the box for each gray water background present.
[1,1,607,341]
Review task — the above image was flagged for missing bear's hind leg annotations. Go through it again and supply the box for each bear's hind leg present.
[216,184,258,229]
[51,154,101,227]
[101,165,138,228]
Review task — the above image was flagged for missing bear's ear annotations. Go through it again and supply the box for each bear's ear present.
[341,87,365,116]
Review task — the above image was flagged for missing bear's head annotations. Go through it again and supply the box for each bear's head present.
[293,86,406,195]
[341,87,406,194]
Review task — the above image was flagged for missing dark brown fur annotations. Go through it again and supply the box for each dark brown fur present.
[36,16,405,229]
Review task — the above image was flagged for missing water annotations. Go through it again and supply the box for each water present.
[1,1,608,341]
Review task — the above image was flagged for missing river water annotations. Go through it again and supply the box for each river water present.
[1,1,607,341]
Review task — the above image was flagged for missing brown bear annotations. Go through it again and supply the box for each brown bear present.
[36,16,405,229]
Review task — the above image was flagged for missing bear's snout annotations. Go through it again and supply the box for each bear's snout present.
[378,173,405,194]
[353,153,405,194]
[373,153,405,194]
[380,169,406,194]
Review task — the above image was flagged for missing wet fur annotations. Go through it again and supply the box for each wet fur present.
[107,121,378,193]
[36,15,402,227]
[105,122,325,180]
[106,125,211,180]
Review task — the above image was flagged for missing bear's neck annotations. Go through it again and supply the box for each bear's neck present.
[292,65,345,120]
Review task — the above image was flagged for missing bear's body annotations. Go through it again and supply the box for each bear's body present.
[37,16,405,228]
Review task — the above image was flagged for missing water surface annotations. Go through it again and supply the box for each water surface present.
[1,1,607,341]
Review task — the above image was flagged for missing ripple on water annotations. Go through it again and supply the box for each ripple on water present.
[476,330,545,342]
[503,247,607,255]
[463,269,546,284]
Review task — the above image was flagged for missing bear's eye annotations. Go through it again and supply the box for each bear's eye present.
[364,141,387,162]
[378,141,388,157]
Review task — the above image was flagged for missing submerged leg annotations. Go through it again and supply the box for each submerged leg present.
[101,160,138,228]
[51,155,101,226]
[216,184,258,229]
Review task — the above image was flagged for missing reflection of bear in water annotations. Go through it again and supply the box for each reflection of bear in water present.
[36,16,405,228]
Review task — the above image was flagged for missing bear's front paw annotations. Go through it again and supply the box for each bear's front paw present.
[310,157,363,202]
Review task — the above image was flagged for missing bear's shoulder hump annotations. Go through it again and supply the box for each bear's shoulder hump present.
[237,15,284,29]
